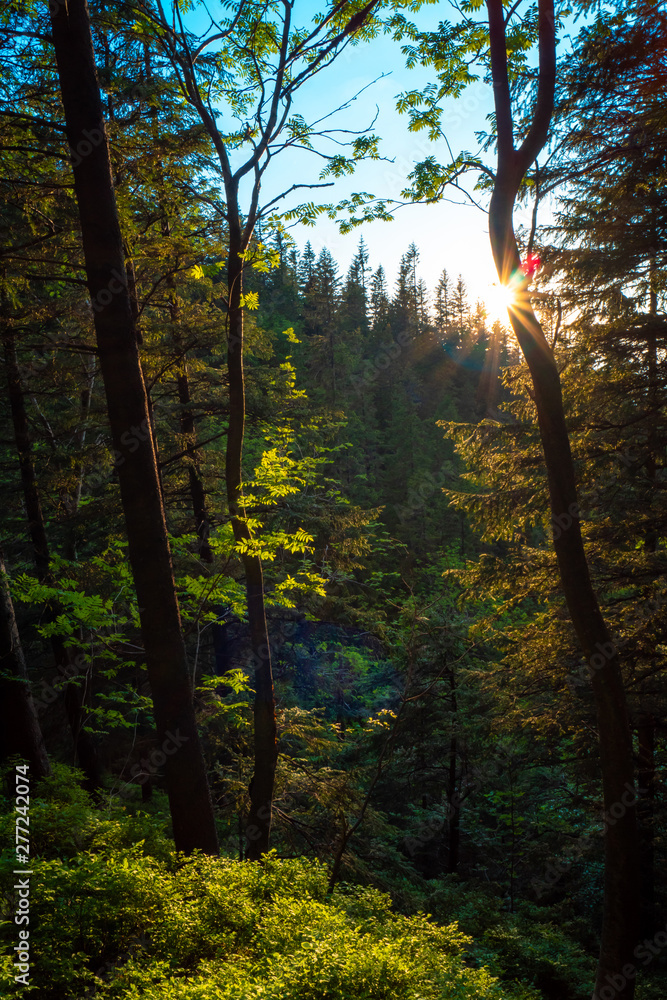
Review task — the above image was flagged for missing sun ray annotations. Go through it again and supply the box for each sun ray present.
[484,282,517,325]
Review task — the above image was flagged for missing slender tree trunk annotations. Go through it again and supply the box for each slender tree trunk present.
[2,316,101,791]
[486,1,639,993]
[226,228,277,860]
[329,325,337,405]
[2,324,49,582]
[167,269,213,563]
[489,175,639,1000]
[644,271,658,550]
[143,47,212,560]
[48,0,218,855]
[178,358,214,563]
[0,554,50,779]
[637,711,656,937]
[66,355,95,557]
[446,670,460,874]
[124,251,166,504]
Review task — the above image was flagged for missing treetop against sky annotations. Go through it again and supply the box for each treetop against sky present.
[174,0,575,309]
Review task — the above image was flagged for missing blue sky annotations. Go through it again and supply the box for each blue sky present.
[257,6,503,305]
[185,1,569,316]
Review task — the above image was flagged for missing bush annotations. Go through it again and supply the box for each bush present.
[1,838,536,1000]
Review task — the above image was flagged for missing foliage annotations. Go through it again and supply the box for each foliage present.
[0,774,540,1000]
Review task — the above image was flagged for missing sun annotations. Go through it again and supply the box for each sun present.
[484,282,517,325]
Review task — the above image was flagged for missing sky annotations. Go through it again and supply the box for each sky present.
[269,30,504,306]
[186,1,563,319]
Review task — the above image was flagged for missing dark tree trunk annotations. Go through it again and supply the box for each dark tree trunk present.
[637,711,656,937]
[0,554,50,779]
[490,179,639,1000]
[65,354,95,559]
[167,272,213,563]
[2,322,49,582]
[446,671,460,874]
[486,0,639,993]
[177,366,214,563]
[48,0,218,855]
[125,251,166,505]
[143,0,380,864]
[644,289,658,551]
[226,228,277,860]
[2,316,100,792]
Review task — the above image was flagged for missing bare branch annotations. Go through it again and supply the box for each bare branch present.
[258,180,335,218]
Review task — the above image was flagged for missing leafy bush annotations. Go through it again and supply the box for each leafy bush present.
[0,768,603,1000]
[0,764,100,859]
[1,807,537,1000]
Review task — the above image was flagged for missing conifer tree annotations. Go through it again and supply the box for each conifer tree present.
[435,269,452,340]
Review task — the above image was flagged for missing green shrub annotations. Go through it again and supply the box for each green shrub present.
[1,842,537,1000]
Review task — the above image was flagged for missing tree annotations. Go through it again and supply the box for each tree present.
[536,11,667,935]
[370,265,389,331]
[396,0,641,991]
[48,0,218,855]
[484,6,639,989]
[341,237,370,336]
[2,315,100,790]
[305,248,341,403]
[138,0,384,858]
[543,3,667,322]
[434,268,452,339]
[0,552,50,779]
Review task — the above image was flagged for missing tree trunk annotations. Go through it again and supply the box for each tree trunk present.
[637,711,656,937]
[644,281,658,551]
[177,358,214,563]
[167,269,213,563]
[65,354,95,559]
[0,553,50,779]
[48,0,218,855]
[2,315,101,792]
[489,173,639,1000]
[486,0,639,993]
[446,670,460,874]
[226,229,277,860]
[125,251,166,505]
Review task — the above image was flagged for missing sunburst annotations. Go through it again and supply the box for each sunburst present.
[484,281,518,325]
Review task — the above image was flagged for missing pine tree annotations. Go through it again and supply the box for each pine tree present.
[303,249,341,404]
[299,241,316,289]
[435,269,452,340]
[453,275,469,338]
[370,266,389,333]
[341,238,370,336]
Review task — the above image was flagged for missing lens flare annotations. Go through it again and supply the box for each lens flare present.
[484,282,517,324]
